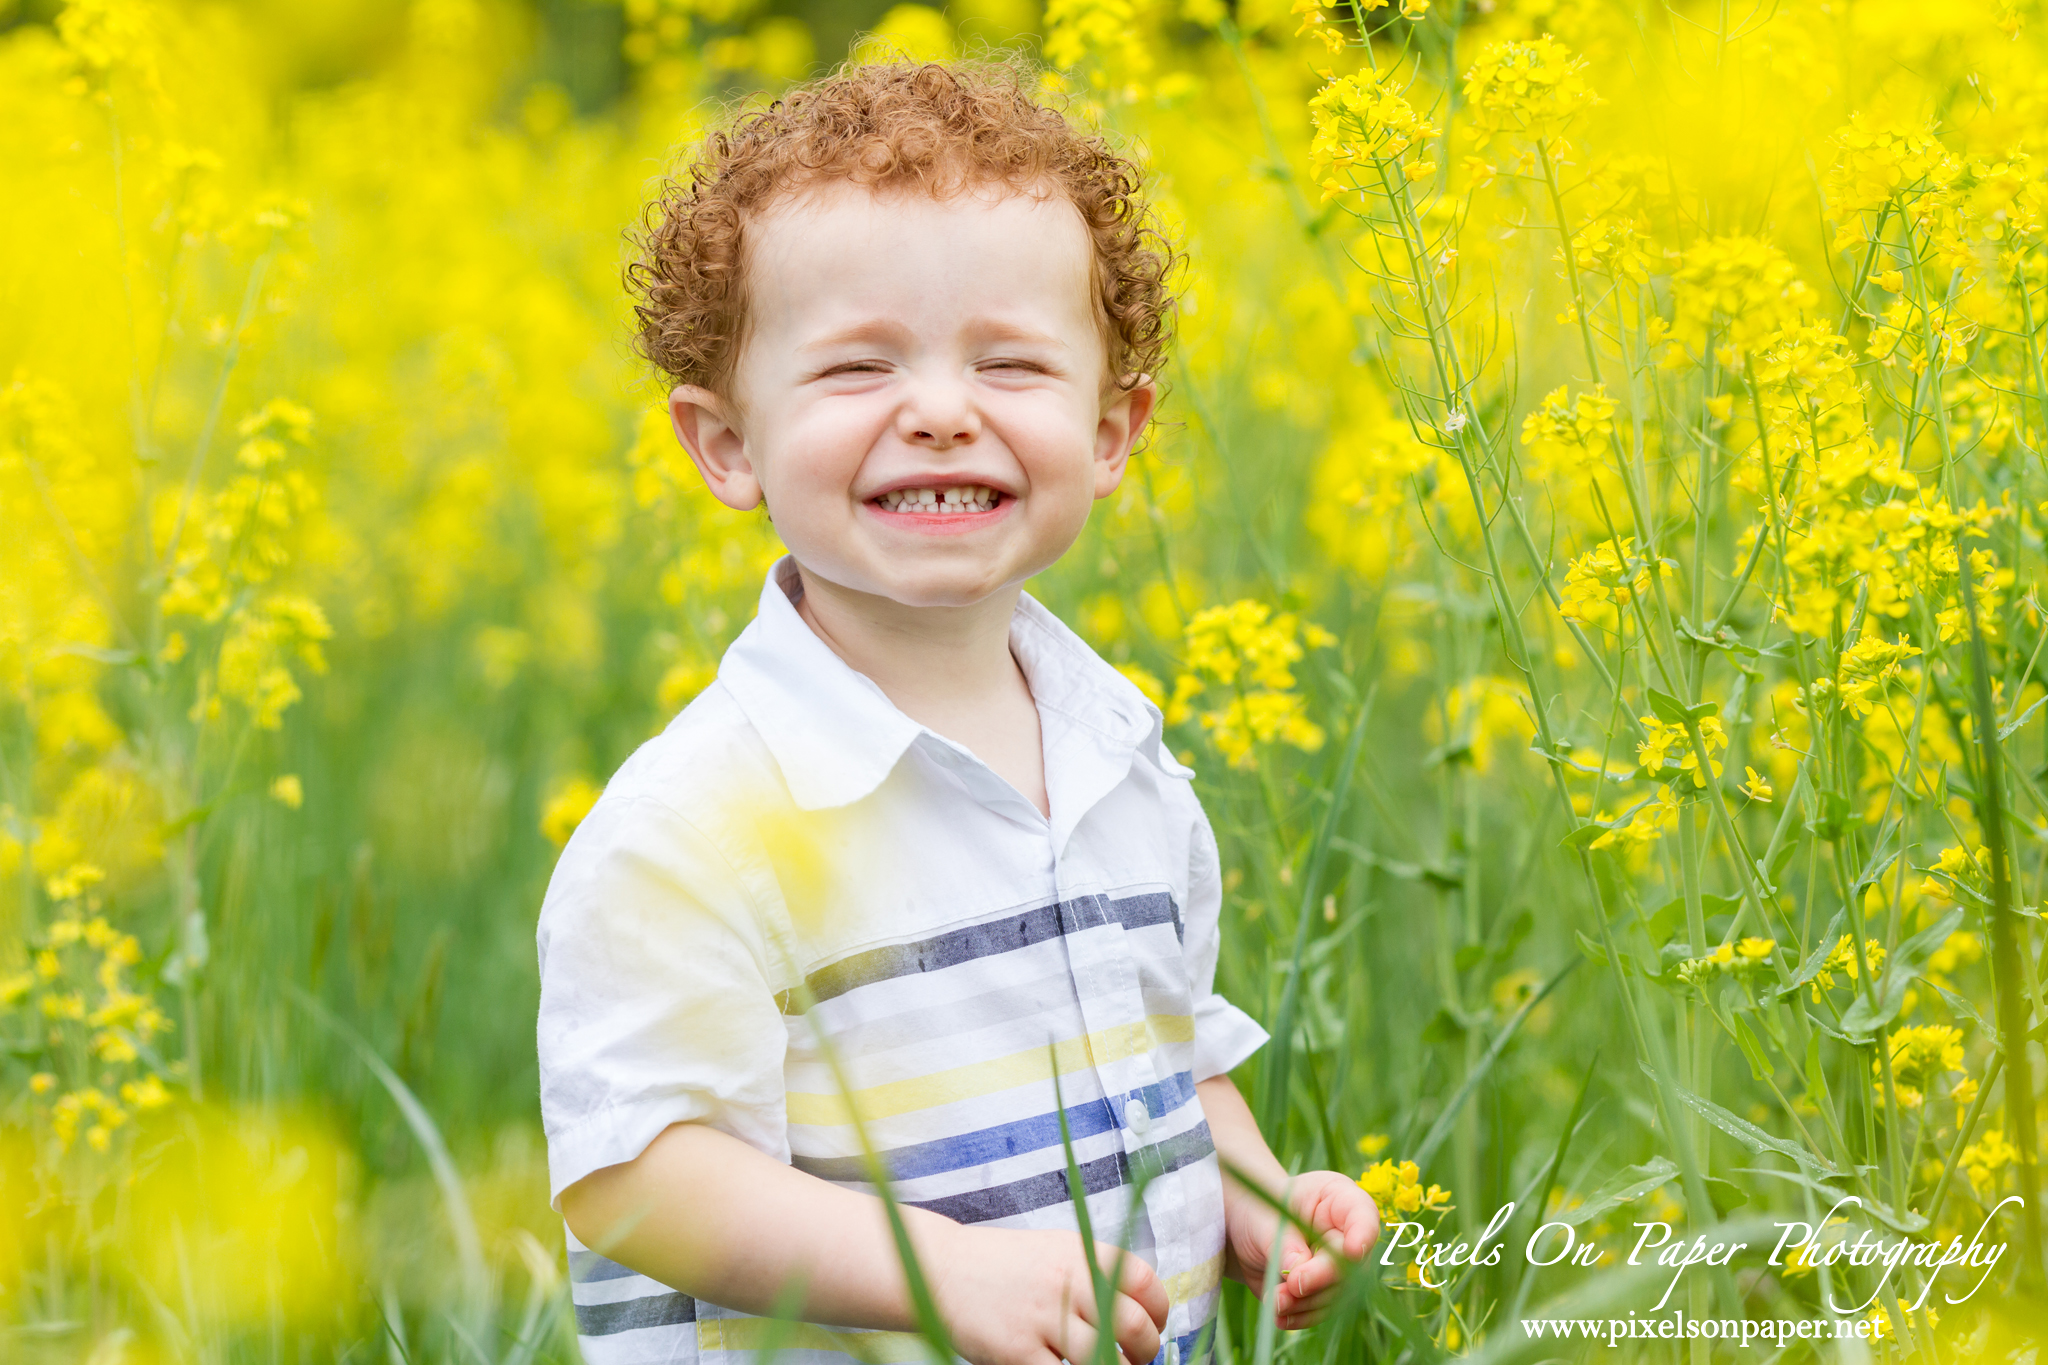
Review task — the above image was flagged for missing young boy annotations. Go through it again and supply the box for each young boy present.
[536,60,1379,1365]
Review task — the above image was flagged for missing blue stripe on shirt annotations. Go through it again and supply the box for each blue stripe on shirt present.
[790,1070,1201,1183]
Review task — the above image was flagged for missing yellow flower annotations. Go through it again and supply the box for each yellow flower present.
[45,862,106,902]
[540,776,603,848]
[1810,937,1887,999]
[1461,36,1600,149]
[1178,603,1328,769]
[1520,385,1616,479]
[119,1074,172,1110]
[270,774,304,809]
[1636,714,1725,788]
[1738,767,1772,802]
[1881,1024,1965,1081]
[1116,663,1167,711]
[1359,1157,1451,1224]
[1356,1132,1390,1157]
[1560,537,1644,632]
[1308,68,1442,197]
[1964,1130,2017,1191]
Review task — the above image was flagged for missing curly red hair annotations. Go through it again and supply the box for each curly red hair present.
[626,60,1179,400]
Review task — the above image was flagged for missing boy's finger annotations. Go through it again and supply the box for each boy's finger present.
[1056,1317,1110,1365]
[1342,1189,1383,1258]
[1279,1248,1336,1300]
[1111,1292,1164,1365]
[1278,1225,1314,1275]
[1280,1281,1343,1316]
[1099,1245,1169,1328]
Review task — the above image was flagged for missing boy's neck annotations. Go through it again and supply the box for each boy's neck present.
[789,561,1033,723]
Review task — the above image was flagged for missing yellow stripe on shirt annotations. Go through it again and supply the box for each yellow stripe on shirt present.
[1164,1248,1224,1305]
[699,1316,931,1361]
[786,1013,1194,1127]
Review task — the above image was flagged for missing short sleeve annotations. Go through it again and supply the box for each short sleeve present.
[536,794,791,1207]
[1183,800,1270,1081]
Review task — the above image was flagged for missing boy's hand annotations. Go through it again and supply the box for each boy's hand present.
[1221,1170,1380,1332]
[926,1224,1169,1365]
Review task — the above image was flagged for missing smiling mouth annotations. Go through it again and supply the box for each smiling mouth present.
[873,485,1004,515]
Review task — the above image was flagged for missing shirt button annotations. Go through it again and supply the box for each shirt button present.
[1125,1098,1151,1138]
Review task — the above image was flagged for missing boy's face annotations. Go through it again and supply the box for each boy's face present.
[670,181,1155,610]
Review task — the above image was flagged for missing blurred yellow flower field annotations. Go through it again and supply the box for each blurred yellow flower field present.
[6,0,2048,1359]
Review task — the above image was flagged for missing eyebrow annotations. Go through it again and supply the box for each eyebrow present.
[797,318,1071,353]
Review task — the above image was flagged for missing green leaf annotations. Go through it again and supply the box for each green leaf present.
[1731,1012,1774,1083]
[1839,907,1966,1041]
[1806,791,1858,841]
[1669,1078,1844,1182]
[1422,738,1474,768]
[1560,822,1607,850]
[1647,687,1718,724]
[1736,1166,1921,1234]
[1775,909,1847,1001]
[1497,909,1535,959]
[1930,978,1993,1044]
[1702,1175,1750,1217]
[1422,1006,1465,1044]
[1646,892,1740,947]
[1646,687,1687,724]
[1576,929,1635,975]
[1415,958,1580,1169]
[2000,692,2048,740]
[1561,796,1659,850]
[1552,1158,1679,1227]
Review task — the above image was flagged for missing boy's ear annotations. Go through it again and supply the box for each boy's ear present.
[670,385,762,511]
[1092,374,1158,499]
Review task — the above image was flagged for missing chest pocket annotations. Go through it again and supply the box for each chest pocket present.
[1093,890,1192,1029]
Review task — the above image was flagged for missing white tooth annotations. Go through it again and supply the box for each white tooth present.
[944,488,961,504]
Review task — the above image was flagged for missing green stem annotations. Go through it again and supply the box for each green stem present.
[1957,534,2045,1287]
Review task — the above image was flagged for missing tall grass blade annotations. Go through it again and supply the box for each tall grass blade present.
[291,987,489,1313]
[1260,686,1376,1136]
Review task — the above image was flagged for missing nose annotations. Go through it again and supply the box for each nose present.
[895,374,981,450]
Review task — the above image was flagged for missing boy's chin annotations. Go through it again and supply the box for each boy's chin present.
[806,554,1043,613]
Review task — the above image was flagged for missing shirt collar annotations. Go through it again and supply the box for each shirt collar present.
[718,557,1187,813]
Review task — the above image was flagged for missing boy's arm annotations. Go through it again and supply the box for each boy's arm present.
[561,1120,1173,1363]
[560,1120,945,1328]
[1196,1073,1291,1209]
[1197,1073,1381,1331]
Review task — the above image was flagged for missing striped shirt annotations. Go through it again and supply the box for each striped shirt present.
[537,557,1269,1364]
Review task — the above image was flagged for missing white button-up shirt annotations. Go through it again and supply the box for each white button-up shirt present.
[537,557,1269,1364]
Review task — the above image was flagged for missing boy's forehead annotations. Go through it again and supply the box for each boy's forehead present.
[744,180,1098,314]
